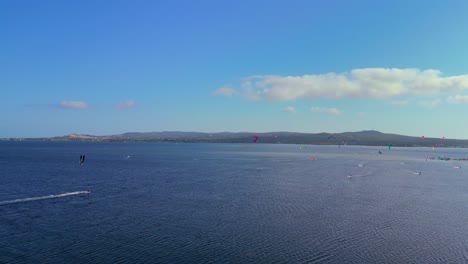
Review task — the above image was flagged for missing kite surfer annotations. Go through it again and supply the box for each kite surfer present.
[80,154,85,165]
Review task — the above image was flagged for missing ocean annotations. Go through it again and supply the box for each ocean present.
[1,141,468,263]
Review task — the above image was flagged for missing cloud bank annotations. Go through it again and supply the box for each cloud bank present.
[58,101,88,109]
[242,68,468,101]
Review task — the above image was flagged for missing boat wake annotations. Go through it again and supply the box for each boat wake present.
[0,191,90,206]
[347,174,371,178]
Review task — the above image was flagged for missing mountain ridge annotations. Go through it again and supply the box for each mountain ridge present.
[3,130,468,147]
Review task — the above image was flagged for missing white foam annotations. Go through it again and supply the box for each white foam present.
[0,191,90,206]
[347,174,369,178]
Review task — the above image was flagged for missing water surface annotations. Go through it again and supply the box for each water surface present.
[1,142,468,263]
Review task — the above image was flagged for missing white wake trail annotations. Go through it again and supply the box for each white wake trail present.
[347,174,371,178]
[0,191,90,206]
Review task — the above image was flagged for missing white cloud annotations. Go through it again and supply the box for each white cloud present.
[311,107,341,115]
[241,68,468,101]
[447,95,468,104]
[243,80,262,101]
[417,99,441,108]
[212,86,237,97]
[283,106,296,113]
[390,100,409,105]
[58,101,88,109]
[116,100,137,109]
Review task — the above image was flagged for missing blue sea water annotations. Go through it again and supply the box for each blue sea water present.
[1,141,468,263]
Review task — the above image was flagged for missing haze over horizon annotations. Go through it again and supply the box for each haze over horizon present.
[3,1,468,139]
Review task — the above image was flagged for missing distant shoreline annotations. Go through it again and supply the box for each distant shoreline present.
[2,130,468,148]
[1,138,468,148]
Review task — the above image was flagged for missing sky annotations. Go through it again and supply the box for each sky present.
[2,0,468,139]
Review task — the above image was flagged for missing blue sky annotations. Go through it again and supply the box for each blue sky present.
[2,0,468,138]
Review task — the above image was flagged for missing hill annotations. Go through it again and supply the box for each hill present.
[5,130,468,147]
